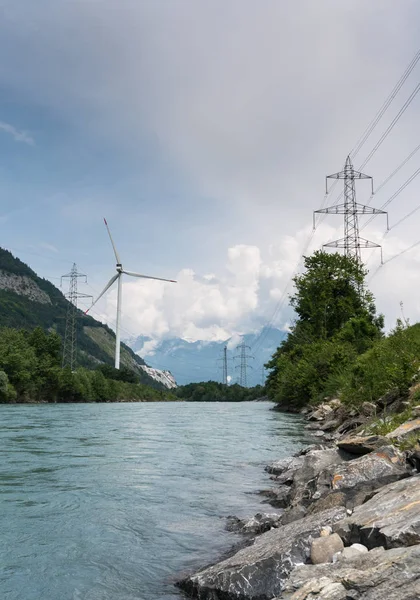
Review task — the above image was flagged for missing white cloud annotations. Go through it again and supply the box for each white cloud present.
[0,121,34,145]
[91,218,420,344]
[98,222,339,342]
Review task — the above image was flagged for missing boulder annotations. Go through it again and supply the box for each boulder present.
[310,533,344,564]
[336,415,367,435]
[280,545,420,600]
[289,448,351,507]
[177,507,347,600]
[304,422,324,431]
[280,505,307,525]
[308,492,347,514]
[327,445,409,495]
[308,404,334,421]
[319,418,341,432]
[226,512,282,535]
[336,434,389,455]
[334,474,420,548]
[412,405,420,418]
[259,485,291,508]
[361,401,377,416]
[337,543,368,561]
[386,418,420,440]
[377,389,401,408]
[265,455,304,476]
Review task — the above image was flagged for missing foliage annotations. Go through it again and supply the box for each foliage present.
[266,251,383,409]
[176,381,265,402]
[0,326,175,403]
[340,321,420,407]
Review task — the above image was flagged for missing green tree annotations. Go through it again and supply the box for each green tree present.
[266,251,383,409]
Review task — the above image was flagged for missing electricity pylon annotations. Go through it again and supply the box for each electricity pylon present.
[61,264,91,371]
[217,345,231,384]
[235,341,254,387]
[314,156,389,263]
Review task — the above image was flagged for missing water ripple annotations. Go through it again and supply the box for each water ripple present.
[0,402,309,600]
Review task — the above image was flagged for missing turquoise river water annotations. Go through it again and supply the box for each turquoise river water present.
[0,402,308,600]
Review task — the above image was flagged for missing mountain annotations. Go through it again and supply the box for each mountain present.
[0,247,171,390]
[126,327,286,387]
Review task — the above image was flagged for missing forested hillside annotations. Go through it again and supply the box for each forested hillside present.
[0,248,162,390]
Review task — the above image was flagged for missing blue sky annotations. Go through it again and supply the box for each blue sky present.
[1,1,420,344]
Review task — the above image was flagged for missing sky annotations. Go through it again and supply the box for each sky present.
[1,0,420,349]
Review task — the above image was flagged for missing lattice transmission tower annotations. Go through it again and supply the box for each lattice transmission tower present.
[61,264,91,371]
[217,345,231,384]
[235,341,254,387]
[314,156,389,263]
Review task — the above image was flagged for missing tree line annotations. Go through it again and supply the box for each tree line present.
[0,327,173,403]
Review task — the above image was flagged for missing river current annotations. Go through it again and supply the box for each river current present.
[0,402,308,600]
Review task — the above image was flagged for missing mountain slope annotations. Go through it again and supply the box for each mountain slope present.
[127,328,286,386]
[0,247,167,390]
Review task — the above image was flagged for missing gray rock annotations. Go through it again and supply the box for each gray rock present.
[308,492,347,514]
[412,405,420,418]
[305,422,324,431]
[334,474,420,549]
[336,434,389,455]
[280,505,308,525]
[320,418,341,432]
[386,418,420,441]
[265,455,304,476]
[177,507,347,600]
[289,448,351,508]
[336,415,367,435]
[311,533,344,564]
[337,543,368,561]
[280,545,420,600]
[326,445,409,495]
[377,389,401,408]
[226,512,283,535]
[361,401,377,416]
[260,484,291,508]
[308,404,334,421]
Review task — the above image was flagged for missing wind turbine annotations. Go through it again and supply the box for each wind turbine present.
[86,218,176,370]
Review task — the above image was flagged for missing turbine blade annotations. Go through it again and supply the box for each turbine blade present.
[85,273,120,314]
[104,218,121,264]
[123,270,176,283]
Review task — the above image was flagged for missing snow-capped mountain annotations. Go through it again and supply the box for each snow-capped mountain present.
[125,328,286,387]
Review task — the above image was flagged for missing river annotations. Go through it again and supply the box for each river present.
[0,402,308,600]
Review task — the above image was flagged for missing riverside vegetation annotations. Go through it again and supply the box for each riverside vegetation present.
[0,327,173,403]
[177,252,420,599]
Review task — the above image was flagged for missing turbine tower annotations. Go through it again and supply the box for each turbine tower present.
[86,219,176,369]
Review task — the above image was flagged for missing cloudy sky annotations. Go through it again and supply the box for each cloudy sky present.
[1,1,420,346]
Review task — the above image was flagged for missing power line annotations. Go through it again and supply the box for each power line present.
[372,142,420,195]
[351,50,420,160]
[358,82,420,170]
[361,166,420,231]
[316,49,420,227]
[368,237,420,283]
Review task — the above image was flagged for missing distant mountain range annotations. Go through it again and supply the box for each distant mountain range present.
[126,327,286,387]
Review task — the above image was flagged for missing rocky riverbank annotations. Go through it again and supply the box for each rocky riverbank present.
[176,394,420,599]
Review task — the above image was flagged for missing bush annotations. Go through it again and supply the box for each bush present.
[341,322,420,407]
